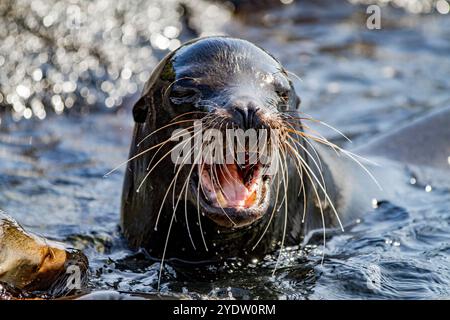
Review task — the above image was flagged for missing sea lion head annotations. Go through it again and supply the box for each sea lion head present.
[131,37,301,230]
[0,213,88,297]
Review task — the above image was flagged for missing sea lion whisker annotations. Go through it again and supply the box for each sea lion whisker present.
[197,146,212,252]
[146,125,197,171]
[205,139,238,226]
[216,162,236,192]
[155,139,200,291]
[312,120,352,143]
[282,114,352,143]
[294,148,327,264]
[282,120,324,172]
[252,165,282,251]
[170,130,200,206]
[186,136,212,252]
[296,112,352,143]
[184,178,196,251]
[170,132,202,222]
[136,133,195,194]
[284,140,344,232]
[162,76,198,100]
[104,130,193,178]
[281,141,307,223]
[285,128,341,157]
[278,137,308,223]
[284,142,306,196]
[286,118,380,190]
[152,131,204,230]
[182,136,209,251]
[216,118,243,187]
[210,166,237,226]
[192,118,229,251]
[271,141,289,213]
[293,129,382,189]
[286,70,303,83]
[302,135,324,171]
[169,111,210,123]
[286,136,328,198]
[300,169,307,224]
[136,120,198,148]
[196,167,208,252]
[288,134,324,180]
[195,99,223,111]
[183,137,211,249]
[272,148,289,275]
[138,112,213,151]
[217,123,243,190]
[157,200,177,291]
[171,142,204,251]
[206,119,232,193]
[199,127,236,205]
[282,115,344,149]
[284,139,330,203]
[339,149,382,190]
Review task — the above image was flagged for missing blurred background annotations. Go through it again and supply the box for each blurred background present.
[0,0,449,299]
[0,0,449,124]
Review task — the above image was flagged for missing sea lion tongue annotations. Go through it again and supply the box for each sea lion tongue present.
[220,164,250,207]
[201,163,259,208]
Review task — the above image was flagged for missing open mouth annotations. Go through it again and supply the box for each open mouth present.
[191,161,271,228]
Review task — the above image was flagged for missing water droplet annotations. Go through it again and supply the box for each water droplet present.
[105,97,115,108]
[327,82,340,94]
[436,0,450,14]
[23,108,32,119]
[32,69,43,81]
[16,85,31,99]
[425,185,432,192]
[121,68,132,80]
[371,198,378,208]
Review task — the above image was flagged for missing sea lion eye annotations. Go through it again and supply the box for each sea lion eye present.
[273,77,291,101]
[273,84,291,112]
[276,88,289,102]
[169,86,200,105]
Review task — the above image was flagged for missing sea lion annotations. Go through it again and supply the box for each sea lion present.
[0,212,88,298]
[120,36,353,263]
[120,36,450,266]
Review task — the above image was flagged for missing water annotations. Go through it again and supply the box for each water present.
[0,0,449,299]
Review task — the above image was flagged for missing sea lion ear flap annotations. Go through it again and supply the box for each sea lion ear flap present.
[132,96,149,123]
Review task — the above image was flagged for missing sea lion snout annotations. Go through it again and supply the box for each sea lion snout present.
[227,98,263,130]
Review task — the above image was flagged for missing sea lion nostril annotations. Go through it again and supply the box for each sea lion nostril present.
[234,106,247,128]
[233,105,260,129]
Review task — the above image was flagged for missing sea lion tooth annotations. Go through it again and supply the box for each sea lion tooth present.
[216,190,228,207]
